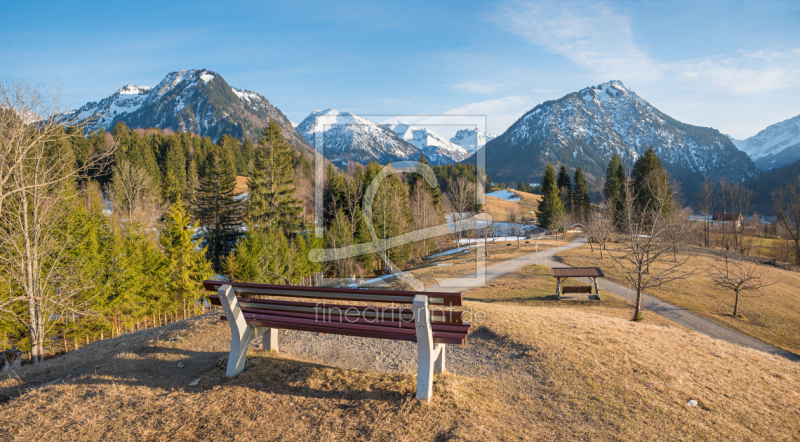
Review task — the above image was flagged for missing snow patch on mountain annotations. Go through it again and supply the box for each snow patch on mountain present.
[477,80,757,193]
[384,123,471,163]
[61,69,309,149]
[450,128,497,154]
[733,114,800,170]
[295,109,422,167]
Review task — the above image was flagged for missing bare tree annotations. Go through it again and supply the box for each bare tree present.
[710,256,777,317]
[583,210,611,258]
[695,178,716,248]
[0,78,114,216]
[446,177,475,246]
[506,208,524,248]
[106,161,163,236]
[0,79,115,363]
[607,175,695,321]
[729,183,755,253]
[772,177,800,265]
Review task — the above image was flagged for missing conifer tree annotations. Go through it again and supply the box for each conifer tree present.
[556,165,573,213]
[632,146,672,215]
[160,197,213,305]
[247,120,303,233]
[572,167,591,218]
[185,156,199,205]
[604,153,623,202]
[535,164,565,230]
[194,146,242,270]
[164,138,187,194]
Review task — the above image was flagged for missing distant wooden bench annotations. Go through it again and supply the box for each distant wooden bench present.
[203,281,471,401]
[561,286,592,294]
[551,267,604,300]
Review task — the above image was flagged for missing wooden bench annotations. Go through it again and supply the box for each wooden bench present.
[561,286,592,294]
[203,281,471,401]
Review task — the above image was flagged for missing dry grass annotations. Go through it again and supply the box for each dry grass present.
[558,242,800,355]
[463,264,678,327]
[474,302,800,441]
[483,189,541,222]
[2,302,798,440]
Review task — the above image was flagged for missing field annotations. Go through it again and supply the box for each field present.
[558,242,800,355]
[483,189,541,222]
[376,234,580,290]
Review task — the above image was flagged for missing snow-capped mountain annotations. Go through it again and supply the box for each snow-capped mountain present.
[62,69,310,152]
[731,114,800,170]
[384,123,472,163]
[295,110,467,167]
[296,110,421,167]
[473,80,758,196]
[449,128,497,154]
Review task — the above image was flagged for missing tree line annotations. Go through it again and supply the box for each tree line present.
[0,81,319,362]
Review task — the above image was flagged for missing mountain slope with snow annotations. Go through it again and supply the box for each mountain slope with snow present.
[470,80,757,197]
[732,114,800,170]
[63,69,311,153]
[450,128,497,154]
[384,123,471,163]
[295,110,422,167]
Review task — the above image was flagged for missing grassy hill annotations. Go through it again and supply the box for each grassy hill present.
[1,277,798,440]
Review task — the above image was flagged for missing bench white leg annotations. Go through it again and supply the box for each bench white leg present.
[434,344,445,374]
[263,328,278,352]
[218,284,253,377]
[414,294,444,401]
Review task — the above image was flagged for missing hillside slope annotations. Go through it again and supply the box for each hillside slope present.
[1,300,797,440]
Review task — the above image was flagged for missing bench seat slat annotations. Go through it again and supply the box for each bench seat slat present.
[209,295,465,325]
[238,307,472,334]
[220,314,467,345]
[203,280,463,306]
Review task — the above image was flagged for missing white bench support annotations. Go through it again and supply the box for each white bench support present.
[413,294,446,401]
[263,327,278,352]
[219,284,257,377]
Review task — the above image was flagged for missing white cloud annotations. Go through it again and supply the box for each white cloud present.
[444,95,535,134]
[451,81,506,94]
[492,0,660,79]
[492,0,800,95]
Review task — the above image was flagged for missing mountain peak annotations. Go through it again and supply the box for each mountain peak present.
[476,81,757,197]
[63,69,311,152]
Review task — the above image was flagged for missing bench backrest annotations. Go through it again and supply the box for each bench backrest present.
[562,286,592,294]
[202,280,463,306]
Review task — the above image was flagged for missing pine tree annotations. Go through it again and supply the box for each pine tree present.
[556,165,573,213]
[410,154,442,207]
[247,120,303,233]
[631,146,672,215]
[164,138,187,195]
[185,156,199,205]
[160,198,213,305]
[194,146,242,270]
[604,153,624,204]
[535,164,564,230]
[572,167,591,218]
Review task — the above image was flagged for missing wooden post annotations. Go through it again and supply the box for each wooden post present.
[592,277,601,300]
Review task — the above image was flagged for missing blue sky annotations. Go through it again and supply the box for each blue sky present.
[2,0,799,138]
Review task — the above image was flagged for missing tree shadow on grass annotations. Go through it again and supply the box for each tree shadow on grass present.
[0,343,423,405]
